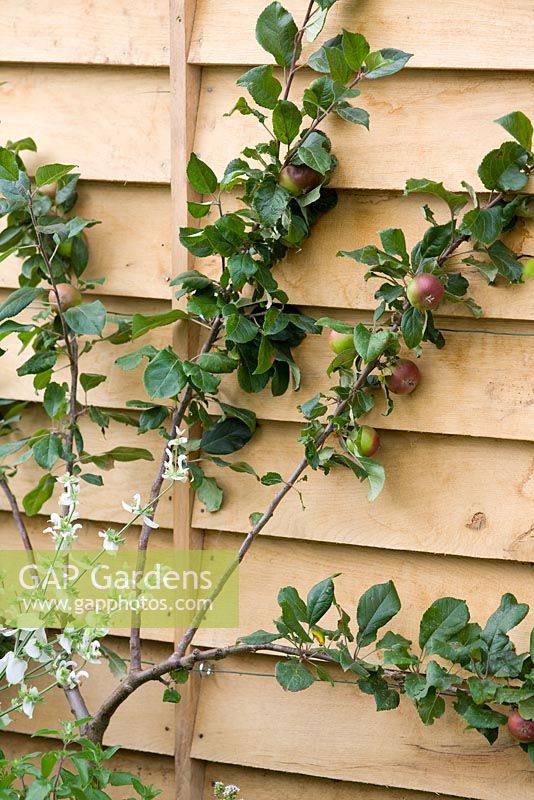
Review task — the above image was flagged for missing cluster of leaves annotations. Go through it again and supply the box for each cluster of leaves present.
[293,112,533,499]
[0,0,414,516]
[0,720,160,800]
[241,576,534,761]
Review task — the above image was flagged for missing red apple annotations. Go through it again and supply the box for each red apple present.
[406,273,445,311]
[328,328,354,355]
[522,258,534,280]
[48,283,82,311]
[278,164,323,197]
[386,359,421,395]
[508,711,534,742]
[349,425,380,457]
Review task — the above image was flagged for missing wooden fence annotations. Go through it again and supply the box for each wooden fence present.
[1,2,533,799]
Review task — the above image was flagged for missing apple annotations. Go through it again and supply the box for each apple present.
[48,283,82,311]
[386,359,421,395]
[57,239,73,258]
[522,258,534,280]
[508,711,534,742]
[328,328,354,355]
[349,425,380,457]
[406,273,445,311]
[278,164,323,196]
[39,182,57,200]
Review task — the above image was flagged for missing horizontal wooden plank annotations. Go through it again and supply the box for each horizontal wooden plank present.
[1,1,169,67]
[192,422,534,562]
[200,190,534,322]
[215,310,534,441]
[0,733,175,798]
[1,183,172,299]
[5,637,175,754]
[195,531,534,650]
[190,0,534,72]
[0,67,170,183]
[0,405,174,529]
[204,762,470,800]
[0,291,171,409]
[194,68,534,191]
[192,654,533,800]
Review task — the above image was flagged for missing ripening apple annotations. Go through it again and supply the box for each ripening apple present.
[48,283,82,311]
[278,164,323,196]
[522,258,534,280]
[386,359,421,395]
[508,711,534,742]
[406,273,445,311]
[57,239,73,258]
[328,328,354,355]
[349,425,380,457]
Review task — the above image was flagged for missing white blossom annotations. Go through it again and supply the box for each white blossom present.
[54,659,89,689]
[58,628,106,664]
[57,473,80,510]
[98,528,124,552]
[163,451,190,483]
[121,493,159,529]
[0,651,28,685]
[43,511,82,550]
[23,628,49,663]
[19,685,41,719]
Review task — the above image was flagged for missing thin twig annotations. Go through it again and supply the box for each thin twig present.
[0,477,35,559]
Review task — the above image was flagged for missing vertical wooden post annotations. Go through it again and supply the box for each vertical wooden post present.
[169,2,205,799]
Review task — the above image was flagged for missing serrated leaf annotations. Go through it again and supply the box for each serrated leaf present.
[357,580,401,646]
[255,2,298,68]
[275,659,315,692]
[35,163,76,187]
[186,153,218,194]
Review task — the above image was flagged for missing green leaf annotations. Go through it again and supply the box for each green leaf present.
[0,286,41,323]
[478,141,530,191]
[25,778,53,800]
[359,671,400,711]
[379,228,409,262]
[275,659,315,692]
[0,438,29,462]
[200,418,254,455]
[401,306,425,349]
[482,592,529,646]
[188,200,212,219]
[357,580,401,646]
[17,350,57,376]
[186,153,218,194]
[416,689,445,725]
[227,253,258,289]
[307,577,335,625]
[298,141,331,175]
[196,352,238,373]
[0,147,20,181]
[80,373,106,392]
[256,2,298,68]
[272,100,302,144]
[236,65,282,110]
[98,446,154,463]
[353,324,392,362]
[238,630,281,645]
[486,240,523,283]
[35,163,76,187]
[163,688,182,704]
[335,105,369,128]
[495,111,533,152]
[99,643,127,679]
[260,471,283,485]
[342,30,370,71]
[132,309,187,340]
[404,178,467,214]
[115,345,157,371]
[365,48,412,79]
[253,180,290,225]
[462,206,504,244]
[454,690,507,730]
[64,300,106,335]
[254,335,276,375]
[143,347,186,399]
[355,455,385,501]
[219,402,257,433]
[419,597,470,652]
[197,476,224,512]
[325,46,352,83]
[32,433,62,470]
[23,474,55,516]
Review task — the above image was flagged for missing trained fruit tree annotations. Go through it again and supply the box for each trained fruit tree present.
[0,0,533,789]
